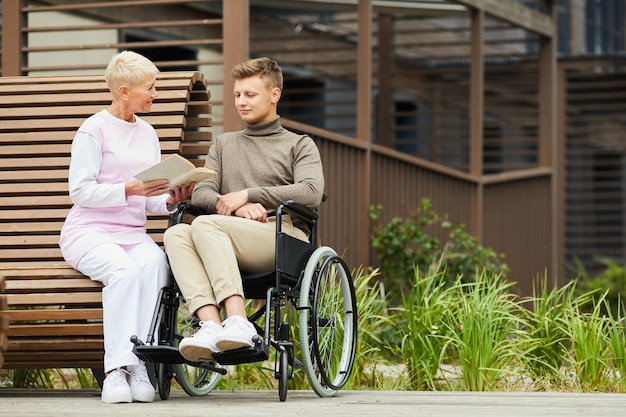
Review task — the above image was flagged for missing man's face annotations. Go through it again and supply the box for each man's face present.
[233,75,280,124]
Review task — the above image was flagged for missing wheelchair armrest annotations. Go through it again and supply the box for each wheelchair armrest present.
[168,200,320,228]
[168,202,207,226]
[277,200,319,226]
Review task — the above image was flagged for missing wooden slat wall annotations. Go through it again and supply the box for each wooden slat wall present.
[563,65,626,274]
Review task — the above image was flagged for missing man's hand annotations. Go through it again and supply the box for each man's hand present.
[167,182,195,206]
[216,190,248,216]
[234,203,268,222]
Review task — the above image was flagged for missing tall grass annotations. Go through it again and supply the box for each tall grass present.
[7,265,626,393]
[520,276,579,386]
[395,265,626,392]
[567,291,613,389]
[441,270,525,391]
[399,263,452,390]
[605,300,626,391]
[346,267,395,389]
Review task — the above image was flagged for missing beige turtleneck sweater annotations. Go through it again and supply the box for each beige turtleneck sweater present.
[192,117,325,233]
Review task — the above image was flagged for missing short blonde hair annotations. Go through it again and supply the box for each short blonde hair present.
[105,50,159,92]
[231,57,283,91]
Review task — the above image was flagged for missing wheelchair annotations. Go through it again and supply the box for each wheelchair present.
[131,199,358,401]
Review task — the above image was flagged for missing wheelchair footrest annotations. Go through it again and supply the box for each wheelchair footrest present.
[133,344,188,365]
[213,340,269,365]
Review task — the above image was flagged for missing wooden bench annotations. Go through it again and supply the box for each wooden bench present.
[0,72,211,370]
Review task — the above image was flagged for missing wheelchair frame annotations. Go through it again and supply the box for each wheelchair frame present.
[132,200,358,401]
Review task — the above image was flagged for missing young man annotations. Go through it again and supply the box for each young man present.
[163,57,325,361]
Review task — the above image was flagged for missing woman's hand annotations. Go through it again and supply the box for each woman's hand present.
[125,179,170,197]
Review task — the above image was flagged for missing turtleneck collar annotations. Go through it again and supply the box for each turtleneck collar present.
[243,116,283,137]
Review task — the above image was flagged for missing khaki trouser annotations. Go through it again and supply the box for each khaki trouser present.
[163,214,307,316]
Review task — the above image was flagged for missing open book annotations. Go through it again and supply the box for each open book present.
[134,154,215,190]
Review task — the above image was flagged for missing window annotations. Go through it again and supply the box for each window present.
[586,0,625,54]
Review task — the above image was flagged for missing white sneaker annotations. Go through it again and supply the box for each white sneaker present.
[215,315,256,351]
[128,362,155,403]
[179,320,222,361]
[101,368,132,404]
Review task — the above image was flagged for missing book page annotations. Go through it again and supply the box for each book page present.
[134,154,215,189]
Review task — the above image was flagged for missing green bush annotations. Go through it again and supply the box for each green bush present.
[574,258,626,316]
[369,198,509,304]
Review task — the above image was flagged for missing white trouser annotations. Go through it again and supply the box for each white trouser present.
[77,241,169,373]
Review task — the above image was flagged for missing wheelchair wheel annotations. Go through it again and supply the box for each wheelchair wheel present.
[174,362,221,396]
[298,246,357,397]
[173,301,222,396]
[278,349,289,402]
[157,363,173,400]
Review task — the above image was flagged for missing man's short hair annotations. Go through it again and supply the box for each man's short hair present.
[105,50,159,92]
[231,57,283,91]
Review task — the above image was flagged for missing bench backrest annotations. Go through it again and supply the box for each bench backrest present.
[0,72,211,369]
[0,72,211,268]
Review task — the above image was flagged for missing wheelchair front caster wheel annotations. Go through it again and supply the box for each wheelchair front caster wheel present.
[157,363,173,400]
[278,349,289,402]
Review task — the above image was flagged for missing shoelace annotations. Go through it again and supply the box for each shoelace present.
[223,316,252,331]
[199,320,222,335]
[108,369,130,387]
[130,365,150,384]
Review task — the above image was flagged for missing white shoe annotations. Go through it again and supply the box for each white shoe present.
[101,368,132,404]
[179,320,222,361]
[215,315,256,351]
[128,363,155,403]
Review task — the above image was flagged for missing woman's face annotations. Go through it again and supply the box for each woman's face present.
[127,73,158,114]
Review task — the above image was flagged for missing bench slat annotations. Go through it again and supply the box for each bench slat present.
[7,292,102,306]
[7,309,103,321]
[0,89,194,107]
[6,279,103,292]
[0,139,181,157]
[0,102,186,120]
[1,233,165,246]
[0,239,165,260]
[3,356,104,369]
[6,338,102,351]
[9,324,103,337]
[0,115,186,132]
[0,195,72,206]
[0,127,184,144]
[0,219,165,233]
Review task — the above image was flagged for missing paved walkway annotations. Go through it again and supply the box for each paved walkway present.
[0,389,625,416]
